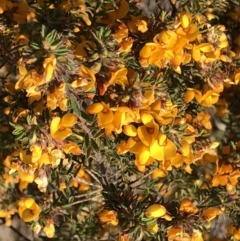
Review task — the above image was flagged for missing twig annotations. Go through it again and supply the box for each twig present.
[62,195,103,207]
[74,189,102,198]
[73,177,103,189]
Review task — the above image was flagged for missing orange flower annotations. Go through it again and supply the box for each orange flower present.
[201,208,222,222]
[179,198,198,214]
[98,210,119,226]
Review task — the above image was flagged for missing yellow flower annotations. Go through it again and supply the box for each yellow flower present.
[119,37,134,53]
[18,198,41,222]
[62,141,81,155]
[180,12,191,28]
[201,207,222,222]
[50,113,77,140]
[0,206,16,226]
[86,102,114,127]
[193,112,212,130]
[71,65,96,91]
[154,30,178,50]
[139,43,164,67]
[179,198,198,214]
[137,120,159,147]
[108,68,128,86]
[136,20,148,33]
[112,23,129,43]
[47,83,68,111]
[176,21,199,42]
[43,220,55,238]
[145,204,166,218]
[184,88,219,107]
[192,43,214,62]
[150,134,177,161]
[98,210,119,226]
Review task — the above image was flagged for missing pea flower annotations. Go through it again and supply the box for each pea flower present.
[43,220,55,238]
[98,210,119,226]
[145,204,166,218]
[18,197,41,222]
[50,113,77,140]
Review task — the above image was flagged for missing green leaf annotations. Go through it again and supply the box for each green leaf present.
[55,48,68,56]
[91,139,99,152]
[70,96,81,118]
[41,25,47,38]
[45,29,58,44]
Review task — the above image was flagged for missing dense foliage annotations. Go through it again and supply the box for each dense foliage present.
[1,0,240,240]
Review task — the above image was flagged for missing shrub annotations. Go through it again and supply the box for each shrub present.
[1,0,240,240]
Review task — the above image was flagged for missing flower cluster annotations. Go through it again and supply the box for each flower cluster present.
[1,0,240,241]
